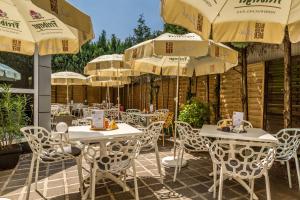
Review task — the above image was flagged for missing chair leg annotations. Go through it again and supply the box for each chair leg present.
[155,144,162,178]
[286,160,292,188]
[213,163,217,199]
[218,167,224,200]
[90,165,97,200]
[162,129,165,147]
[173,148,181,182]
[179,149,184,172]
[265,171,271,200]
[132,160,139,200]
[34,158,40,191]
[294,152,300,191]
[26,154,36,200]
[76,156,84,197]
[250,179,255,200]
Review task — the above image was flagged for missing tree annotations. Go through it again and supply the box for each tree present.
[163,23,188,34]
[133,14,152,44]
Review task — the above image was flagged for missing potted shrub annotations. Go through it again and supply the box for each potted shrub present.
[0,84,28,170]
[178,98,210,128]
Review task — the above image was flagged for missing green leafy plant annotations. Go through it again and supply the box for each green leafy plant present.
[0,84,29,149]
[178,99,210,128]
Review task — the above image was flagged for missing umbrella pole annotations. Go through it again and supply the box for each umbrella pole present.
[117,69,120,120]
[67,82,69,104]
[174,56,180,158]
[33,48,38,126]
[131,80,134,108]
[161,71,164,109]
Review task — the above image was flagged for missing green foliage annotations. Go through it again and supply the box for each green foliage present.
[0,84,29,149]
[231,42,249,49]
[164,24,189,34]
[178,99,210,128]
[52,14,158,73]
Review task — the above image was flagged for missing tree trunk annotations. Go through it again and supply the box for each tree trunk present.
[283,32,292,128]
[241,47,248,120]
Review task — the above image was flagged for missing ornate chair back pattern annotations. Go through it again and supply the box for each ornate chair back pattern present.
[120,112,129,123]
[274,128,300,161]
[105,109,119,120]
[21,126,76,163]
[138,121,164,151]
[82,108,91,118]
[126,109,141,113]
[164,112,174,128]
[175,121,210,152]
[209,140,276,180]
[83,137,140,174]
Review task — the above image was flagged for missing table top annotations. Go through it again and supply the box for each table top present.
[68,123,143,142]
[200,125,278,143]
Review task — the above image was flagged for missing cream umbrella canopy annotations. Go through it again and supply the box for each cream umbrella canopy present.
[0,0,94,127]
[0,0,93,55]
[161,0,300,44]
[85,54,140,116]
[51,71,87,104]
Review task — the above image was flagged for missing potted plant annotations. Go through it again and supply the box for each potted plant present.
[178,98,210,128]
[0,84,29,170]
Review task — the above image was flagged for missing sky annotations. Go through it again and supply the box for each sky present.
[68,0,164,40]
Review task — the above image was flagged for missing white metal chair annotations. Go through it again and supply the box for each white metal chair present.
[83,137,141,200]
[209,140,276,200]
[120,112,129,123]
[21,126,84,200]
[138,121,165,177]
[105,108,119,120]
[173,121,211,182]
[126,109,141,113]
[274,128,300,190]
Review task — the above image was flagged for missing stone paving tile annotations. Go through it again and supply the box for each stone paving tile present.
[0,141,300,200]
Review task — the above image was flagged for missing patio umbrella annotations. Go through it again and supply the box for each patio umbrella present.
[161,0,300,43]
[124,32,238,167]
[125,33,238,120]
[51,71,87,104]
[85,54,141,117]
[0,0,94,127]
[161,0,300,127]
[31,0,94,46]
[0,63,21,81]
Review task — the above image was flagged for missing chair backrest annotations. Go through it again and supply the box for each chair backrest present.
[56,122,68,133]
[163,112,174,128]
[138,121,164,150]
[83,137,140,174]
[53,115,74,127]
[20,126,75,163]
[126,109,141,113]
[82,108,91,118]
[209,140,276,179]
[175,121,210,152]
[274,128,300,161]
[120,112,128,123]
[105,109,119,120]
[155,109,169,114]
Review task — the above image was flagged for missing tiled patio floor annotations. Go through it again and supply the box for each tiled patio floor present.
[1,140,300,200]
